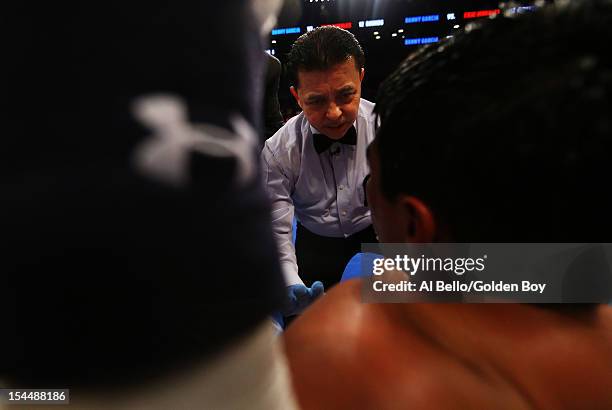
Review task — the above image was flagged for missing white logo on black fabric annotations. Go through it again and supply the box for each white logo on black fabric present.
[131,94,257,187]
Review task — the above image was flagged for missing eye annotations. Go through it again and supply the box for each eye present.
[341,92,355,102]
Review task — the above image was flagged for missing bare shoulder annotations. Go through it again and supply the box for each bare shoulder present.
[284,280,371,366]
[283,280,388,408]
[284,283,612,409]
[283,281,511,409]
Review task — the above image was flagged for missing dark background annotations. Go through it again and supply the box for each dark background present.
[269,0,538,118]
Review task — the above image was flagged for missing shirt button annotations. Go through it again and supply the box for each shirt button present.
[338,185,344,190]
[341,210,347,216]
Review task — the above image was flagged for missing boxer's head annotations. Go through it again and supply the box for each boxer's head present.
[367,0,612,243]
[2,1,286,390]
[287,26,365,139]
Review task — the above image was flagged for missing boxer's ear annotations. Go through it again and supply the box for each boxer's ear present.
[290,86,302,109]
[359,67,365,82]
[397,195,436,243]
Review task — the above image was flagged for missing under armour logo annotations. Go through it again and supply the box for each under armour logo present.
[131,94,257,187]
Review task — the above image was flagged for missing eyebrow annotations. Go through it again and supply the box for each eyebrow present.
[304,94,325,103]
[304,86,355,103]
[337,85,356,93]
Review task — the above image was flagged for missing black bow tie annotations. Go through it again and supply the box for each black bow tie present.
[313,125,357,154]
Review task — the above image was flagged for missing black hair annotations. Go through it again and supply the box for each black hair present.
[286,26,365,87]
[374,0,612,242]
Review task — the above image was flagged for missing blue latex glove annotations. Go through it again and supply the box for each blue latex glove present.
[282,281,325,316]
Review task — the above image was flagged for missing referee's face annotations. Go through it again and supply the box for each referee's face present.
[290,57,364,139]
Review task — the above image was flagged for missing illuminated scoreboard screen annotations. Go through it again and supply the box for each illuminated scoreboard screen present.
[270,0,538,106]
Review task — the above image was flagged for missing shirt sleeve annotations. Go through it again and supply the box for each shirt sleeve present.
[261,144,303,286]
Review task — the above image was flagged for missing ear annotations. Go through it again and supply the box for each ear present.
[359,67,365,82]
[397,195,436,243]
[290,86,303,109]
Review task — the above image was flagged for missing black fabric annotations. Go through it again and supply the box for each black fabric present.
[263,53,285,143]
[2,3,285,389]
[313,125,357,154]
[362,174,371,207]
[295,223,377,290]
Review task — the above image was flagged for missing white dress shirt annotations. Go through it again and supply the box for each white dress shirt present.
[262,98,376,286]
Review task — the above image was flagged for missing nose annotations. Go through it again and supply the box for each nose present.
[326,102,342,121]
